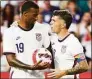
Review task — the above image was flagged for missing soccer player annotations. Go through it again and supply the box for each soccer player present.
[3,1,51,78]
[47,10,89,79]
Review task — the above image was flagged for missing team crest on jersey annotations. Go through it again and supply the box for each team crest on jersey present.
[36,33,42,41]
[61,45,67,53]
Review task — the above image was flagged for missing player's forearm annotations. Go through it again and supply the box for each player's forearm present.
[65,61,88,75]
[65,66,87,75]
[8,58,34,70]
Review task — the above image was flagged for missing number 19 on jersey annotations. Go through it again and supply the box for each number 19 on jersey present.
[16,43,24,53]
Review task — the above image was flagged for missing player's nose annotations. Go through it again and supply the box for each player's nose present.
[50,21,53,26]
[50,22,53,28]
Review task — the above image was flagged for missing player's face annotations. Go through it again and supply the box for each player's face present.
[50,16,65,34]
[24,8,39,24]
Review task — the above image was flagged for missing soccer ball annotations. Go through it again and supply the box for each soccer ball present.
[32,48,52,65]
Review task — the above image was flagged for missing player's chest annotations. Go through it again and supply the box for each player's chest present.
[14,31,43,49]
[15,31,43,42]
[51,38,70,56]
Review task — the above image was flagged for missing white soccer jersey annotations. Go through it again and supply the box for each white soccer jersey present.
[51,33,84,79]
[34,21,52,46]
[3,21,51,78]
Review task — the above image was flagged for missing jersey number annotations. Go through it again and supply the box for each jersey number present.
[16,43,24,53]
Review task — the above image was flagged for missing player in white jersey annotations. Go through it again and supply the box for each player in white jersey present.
[47,10,88,79]
[3,1,51,78]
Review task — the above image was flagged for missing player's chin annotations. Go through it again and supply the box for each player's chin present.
[30,19,36,24]
[51,28,56,33]
[52,30,56,33]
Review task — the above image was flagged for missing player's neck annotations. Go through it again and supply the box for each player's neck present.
[58,29,69,40]
[18,20,34,31]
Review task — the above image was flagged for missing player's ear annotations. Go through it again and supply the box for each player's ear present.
[61,25,65,28]
[62,19,66,27]
[60,21,66,28]
[64,23,66,27]
[62,23,66,29]
[23,11,28,17]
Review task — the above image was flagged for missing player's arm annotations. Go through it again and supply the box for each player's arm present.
[65,53,88,75]
[3,31,34,70]
[65,40,89,75]
[3,30,49,71]
[47,53,88,78]
[5,53,34,70]
[5,53,48,70]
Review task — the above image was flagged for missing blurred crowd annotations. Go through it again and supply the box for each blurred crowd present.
[0,0,91,72]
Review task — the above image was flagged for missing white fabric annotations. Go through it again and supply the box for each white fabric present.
[3,21,51,78]
[51,34,84,78]
[34,21,51,48]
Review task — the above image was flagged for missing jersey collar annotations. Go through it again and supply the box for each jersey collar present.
[58,33,71,42]
[18,24,34,31]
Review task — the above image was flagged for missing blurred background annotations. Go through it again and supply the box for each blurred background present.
[0,0,91,79]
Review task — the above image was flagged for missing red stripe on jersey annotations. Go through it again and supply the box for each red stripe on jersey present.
[32,49,38,64]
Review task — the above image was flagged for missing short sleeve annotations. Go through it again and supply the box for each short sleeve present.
[69,38,84,57]
[3,30,16,54]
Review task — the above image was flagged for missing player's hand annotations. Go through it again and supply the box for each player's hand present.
[47,69,66,79]
[33,60,50,70]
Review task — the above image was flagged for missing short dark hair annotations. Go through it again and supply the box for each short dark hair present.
[53,10,72,29]
[21,1,39,14]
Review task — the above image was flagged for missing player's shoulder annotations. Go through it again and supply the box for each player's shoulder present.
[3,29,13,38]
[4,26,14,34]
[68,34,83,53]
[69,34,81,46]
[4,21,18,35]
[69,34,78,41]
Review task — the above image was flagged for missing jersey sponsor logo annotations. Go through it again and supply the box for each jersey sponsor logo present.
[16,36,21,40]
[36,33,42,41]
[61,45,67,54]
